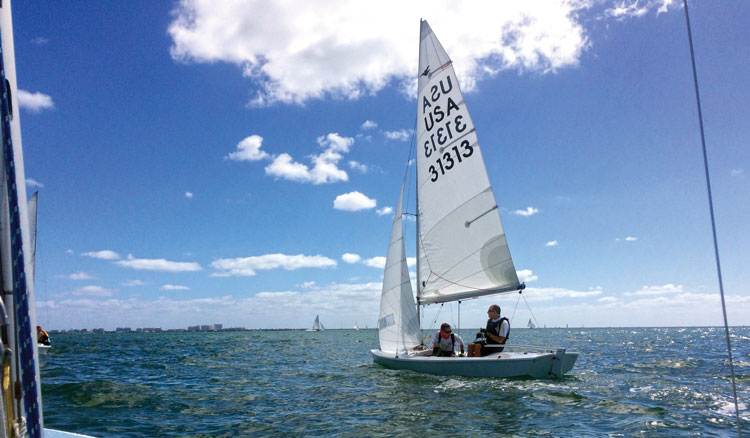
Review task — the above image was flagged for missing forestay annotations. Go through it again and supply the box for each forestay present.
[378,180,420,353]
[416,20,520,305]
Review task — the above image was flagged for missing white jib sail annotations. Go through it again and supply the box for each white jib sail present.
[378,179,421,353]
[416,20,520,305]
[28,191,38,282]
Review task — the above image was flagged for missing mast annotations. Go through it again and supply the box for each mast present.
[414,19,422,332]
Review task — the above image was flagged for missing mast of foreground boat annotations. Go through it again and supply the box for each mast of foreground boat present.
[0,4,44,435]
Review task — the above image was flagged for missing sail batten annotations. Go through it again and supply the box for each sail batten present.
[416,20,519,305]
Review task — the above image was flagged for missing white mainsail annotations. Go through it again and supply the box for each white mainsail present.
[310,314,323,331]
[416,20,520,305]
[378,179,421,353]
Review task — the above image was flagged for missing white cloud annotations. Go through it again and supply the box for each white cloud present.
[210,253,337,277]
[606,1,649,18]
[383,129,411,141]
[36,281,384,330]
[33,281,750,330]
[18,89,54,112]
[342,253,361,264]
[604,0,682,20]
[185,191,194,198]
[730,169,743,177]
[512,207,539,216]
[521,286,602,301]
[168,1,596,105]
[82,250,121,260]
[617,236,638,242]
[349,160,368,173]
[545,240,558,247]
[319,132,354,152]
[31,37,48,45]
[407,257,416,267]
[364,256,386,269]
[115,255,202,272]
[606,0,678,19]
[333,191,376,211]
[160,284,190,291]
[70,285,117,297]
[56,272,95,281]
[26,178,44,188]
[122,280,146,287]
[265,133,353,184]
[65,249,74,255]
[516,269,538,283]
[299,281,317,289]
[625,284,683,296]
[376,206,393,216]
[226,135,270,161]
[361,120,377,130]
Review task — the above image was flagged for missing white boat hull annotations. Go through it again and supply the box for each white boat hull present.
[38,343,50,355]
[371,346,578,379]
[45,428,96,438]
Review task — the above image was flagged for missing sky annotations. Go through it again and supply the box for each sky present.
[9,0,749,330]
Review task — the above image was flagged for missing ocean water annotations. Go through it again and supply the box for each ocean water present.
[40,327,749,437]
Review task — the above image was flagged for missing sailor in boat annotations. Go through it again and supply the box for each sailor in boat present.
[430,323,465,357]
[37,325,50,346]
[467,305,509,357]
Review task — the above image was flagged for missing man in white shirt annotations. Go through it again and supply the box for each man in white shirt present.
[430,323,465,357]
[467,304,510,357]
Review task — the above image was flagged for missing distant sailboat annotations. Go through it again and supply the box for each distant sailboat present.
[527,319,536,329]
[370,20,577,379]
[354,321,359,331]
[28,192,49,355]
[306,314,324,332]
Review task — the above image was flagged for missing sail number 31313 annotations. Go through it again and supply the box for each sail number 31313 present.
[427,139,473,182]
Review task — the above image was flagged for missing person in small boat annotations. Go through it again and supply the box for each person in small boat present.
[431,323,465,357]
[467,304,509,357]
[37,325,50,345]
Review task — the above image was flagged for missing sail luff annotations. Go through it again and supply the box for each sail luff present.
[416,20,520,305]
[28,191,37,283]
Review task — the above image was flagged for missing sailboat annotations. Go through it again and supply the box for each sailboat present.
[527,319,537,329]
[0,2,92,436]
[306,314,324,332]
[27,192,49,355]
[353,321,359,331]
[371,20,577,379]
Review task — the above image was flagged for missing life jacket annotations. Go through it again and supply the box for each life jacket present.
[486,317,510,344]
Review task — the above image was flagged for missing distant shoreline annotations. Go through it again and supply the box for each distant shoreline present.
[47,325,749,334]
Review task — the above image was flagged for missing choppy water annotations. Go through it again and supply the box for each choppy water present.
[40,327,749,437]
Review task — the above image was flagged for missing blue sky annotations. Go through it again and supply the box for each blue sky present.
[12,0,749,330]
